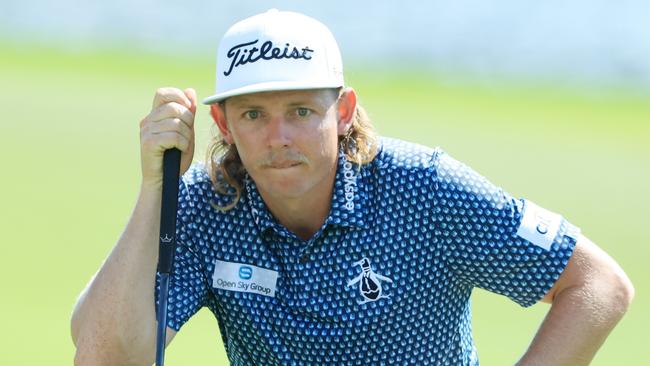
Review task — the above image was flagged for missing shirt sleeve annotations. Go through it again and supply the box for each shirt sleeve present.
[432,149,580,307]
[154,176,209,331]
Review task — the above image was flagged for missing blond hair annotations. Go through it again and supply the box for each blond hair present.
[204,91,378,211]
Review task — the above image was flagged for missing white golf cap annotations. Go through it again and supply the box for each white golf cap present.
[202,9,344,104]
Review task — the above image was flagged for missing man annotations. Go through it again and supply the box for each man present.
[71,9,634,365]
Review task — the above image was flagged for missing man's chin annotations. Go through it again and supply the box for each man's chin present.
[254,173,306,195]
[264,183,310,201]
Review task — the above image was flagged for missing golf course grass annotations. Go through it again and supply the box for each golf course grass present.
[1,42,648,365]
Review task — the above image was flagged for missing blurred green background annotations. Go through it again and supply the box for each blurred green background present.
[1,38,648,365]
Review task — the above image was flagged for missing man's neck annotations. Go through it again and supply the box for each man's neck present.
[258,177,335,242]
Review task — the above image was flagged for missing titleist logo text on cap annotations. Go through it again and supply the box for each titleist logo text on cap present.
[224,39,315,76]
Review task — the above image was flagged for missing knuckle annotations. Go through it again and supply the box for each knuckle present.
[171,117,182,130]
[173,102,190,117]
[139,116,149,128]
[155,86,173,96]
[169,102,183,116]
[153,88,165,101]
[153,87,181,107]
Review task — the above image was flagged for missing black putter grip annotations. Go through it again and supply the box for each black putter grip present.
[157,148,181,274]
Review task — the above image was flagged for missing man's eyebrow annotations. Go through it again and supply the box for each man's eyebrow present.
[227,100,264,109]
[286,101,311,107]
[227,96,327,109]
[286,99,327,108]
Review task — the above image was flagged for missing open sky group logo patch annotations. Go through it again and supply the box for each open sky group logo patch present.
[212,260,278,297]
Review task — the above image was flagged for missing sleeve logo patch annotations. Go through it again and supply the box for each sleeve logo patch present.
[516,200,562,251]
[212,260,278,297]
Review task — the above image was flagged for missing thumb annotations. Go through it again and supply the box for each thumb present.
[184,88,197,115]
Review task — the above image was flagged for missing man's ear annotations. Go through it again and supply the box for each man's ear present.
[337,88,357,136]
[210,103,233,145]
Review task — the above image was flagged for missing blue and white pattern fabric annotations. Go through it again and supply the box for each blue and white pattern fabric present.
[155,137,579,365]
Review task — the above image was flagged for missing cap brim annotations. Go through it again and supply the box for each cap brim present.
[202,80,343,105]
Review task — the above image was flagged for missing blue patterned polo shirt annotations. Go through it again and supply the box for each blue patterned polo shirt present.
[156,137,579,365]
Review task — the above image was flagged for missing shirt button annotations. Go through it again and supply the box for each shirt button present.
[299,253,309,264]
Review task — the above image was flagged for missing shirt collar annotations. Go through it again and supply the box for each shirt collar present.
[325,153,369,229]
[243,175,277,234]
[244,152,370,236]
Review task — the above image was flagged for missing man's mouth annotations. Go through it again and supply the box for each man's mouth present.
[266,161,302,169]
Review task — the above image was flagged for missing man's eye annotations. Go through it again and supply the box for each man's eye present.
[296,108,311,117]
[245,110,260,119]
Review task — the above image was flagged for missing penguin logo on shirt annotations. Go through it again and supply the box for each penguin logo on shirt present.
[347,257,393,304]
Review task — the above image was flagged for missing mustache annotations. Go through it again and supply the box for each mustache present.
[258,151,308,167]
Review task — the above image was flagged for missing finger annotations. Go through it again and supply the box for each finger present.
[184,88,197,115]
[143,102,195,130]
[142,117,193,141]
[152,87,192,110]
[144,130,192,152]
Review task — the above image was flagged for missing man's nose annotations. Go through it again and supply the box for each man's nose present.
[266,115,292,148]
